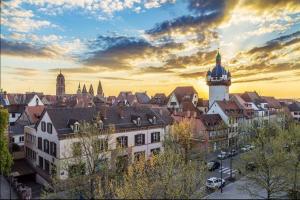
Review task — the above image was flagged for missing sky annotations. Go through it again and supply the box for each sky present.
[1,0,300,99]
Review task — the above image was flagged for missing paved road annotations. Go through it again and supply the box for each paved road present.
[0,175,18,199]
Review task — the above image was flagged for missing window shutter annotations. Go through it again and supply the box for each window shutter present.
[158,132,160,142]
[125,137,128,147]
[135,135,138,145]
[151,133,154,143]
[142,134,145,145]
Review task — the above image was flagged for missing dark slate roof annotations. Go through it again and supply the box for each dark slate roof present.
[199,114,224,130]
[150,93,167,105]
[9,120,29,136]
[40,105,172,136]
[44,107,97,134]
[170,86,197,104]
[288,102,300,112]
[7,104,26,113]
[135,92,150,104]
[210,64,227,77]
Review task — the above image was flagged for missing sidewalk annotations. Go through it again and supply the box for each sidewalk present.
[0,175,18,199]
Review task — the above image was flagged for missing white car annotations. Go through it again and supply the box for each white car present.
[206,177,225,190]
[241,145,251,152]
[217,151,228,159]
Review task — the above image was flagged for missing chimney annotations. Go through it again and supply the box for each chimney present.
[118,106,125,119]
[187,110,191,117]
[193,111,197,118]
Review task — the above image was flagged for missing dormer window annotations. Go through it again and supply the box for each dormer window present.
[36,98,39,106]
[153,116,156,124]
[98,120,104,130]
[74,122,80,132]
[137,117,141,126]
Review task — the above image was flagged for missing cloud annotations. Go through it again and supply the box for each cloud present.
[4,66,40,77]
[137,66,174,74]
[233,77,278,84]
[146,0,236,37]
[0,38,60,58]
[178,71,207,79]
[1,1,54,33]
[98,76,142,81]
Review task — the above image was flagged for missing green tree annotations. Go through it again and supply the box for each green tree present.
[171,119,194,163]
[240,122,289,199]
[0,108,13,175]
[279,122,300,198]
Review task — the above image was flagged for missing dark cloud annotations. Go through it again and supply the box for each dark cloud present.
[138,66,174,74]
[178,71,207,79]
[98,77,142,81]
[146,0,236,36]
[233,77,278,83]
[164,50,217,69]
[0,38,59,58]
[80,35,185,71]
[5,66,40,77]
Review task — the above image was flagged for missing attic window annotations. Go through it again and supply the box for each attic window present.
[98,120,104,130]
[137,117,141,126]
[74,122,80,132]
[153,116,157,124]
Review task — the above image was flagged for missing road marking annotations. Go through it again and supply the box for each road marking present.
[218,168,238,174]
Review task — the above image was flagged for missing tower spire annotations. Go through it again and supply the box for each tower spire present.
[97,80,104,97]
[216,48,221,65]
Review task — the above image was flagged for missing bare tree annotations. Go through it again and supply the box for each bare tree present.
[44,119,116,199]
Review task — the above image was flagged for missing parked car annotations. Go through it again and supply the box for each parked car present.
[245,162,257,171]
[228,149,238,157]
[217,151,228,159]
[249,145,255,150]
[206,177,225,190]
[207,161,221,171]
[241,145,251,152]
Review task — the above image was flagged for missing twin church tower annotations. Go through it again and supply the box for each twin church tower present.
[56,70,104,97]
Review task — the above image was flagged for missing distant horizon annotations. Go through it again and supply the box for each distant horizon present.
[1,0,299,99]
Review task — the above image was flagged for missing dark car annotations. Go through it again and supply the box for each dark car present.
[228,149,238,157]
[207,161,221,171]
[245,162,257,171]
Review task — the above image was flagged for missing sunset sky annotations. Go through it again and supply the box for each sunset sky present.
[1,0,300,99]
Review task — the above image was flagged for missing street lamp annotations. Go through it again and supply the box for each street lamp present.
[220,157,223,193]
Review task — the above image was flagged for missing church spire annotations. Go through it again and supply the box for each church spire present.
[89,84,94,96]
[97,80,104,97]
[216,48,221,65]
[77,83,81,94]
[82,84,87,94]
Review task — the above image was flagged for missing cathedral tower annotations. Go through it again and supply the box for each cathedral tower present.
[206,50,231,108]
[56,69,65,97]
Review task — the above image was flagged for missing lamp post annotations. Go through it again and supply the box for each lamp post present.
[220,157,223,193]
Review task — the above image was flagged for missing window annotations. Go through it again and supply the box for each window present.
[10,137,15,143]
[39,156,43,169]
[170,102,177,106]
[44,159,50,174]
[47,123,52,134]
[12,113,16,118]
[153,116,157,124]
[50,142,57,157]
[44,140,49,154]
[68,163,85,178]
[134,151,145,162]
[135,134,145,146]
[151,148,160,156]
[151,132,160,143]
[137,117,141,126]
[72,142,81,157]
[93,139,108,153]
[117,136,128,148]
[19,136,24,142]
[51,164,57,176]
[41,122,46,132]
[74,122,80,132]
[38,137,43,150]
